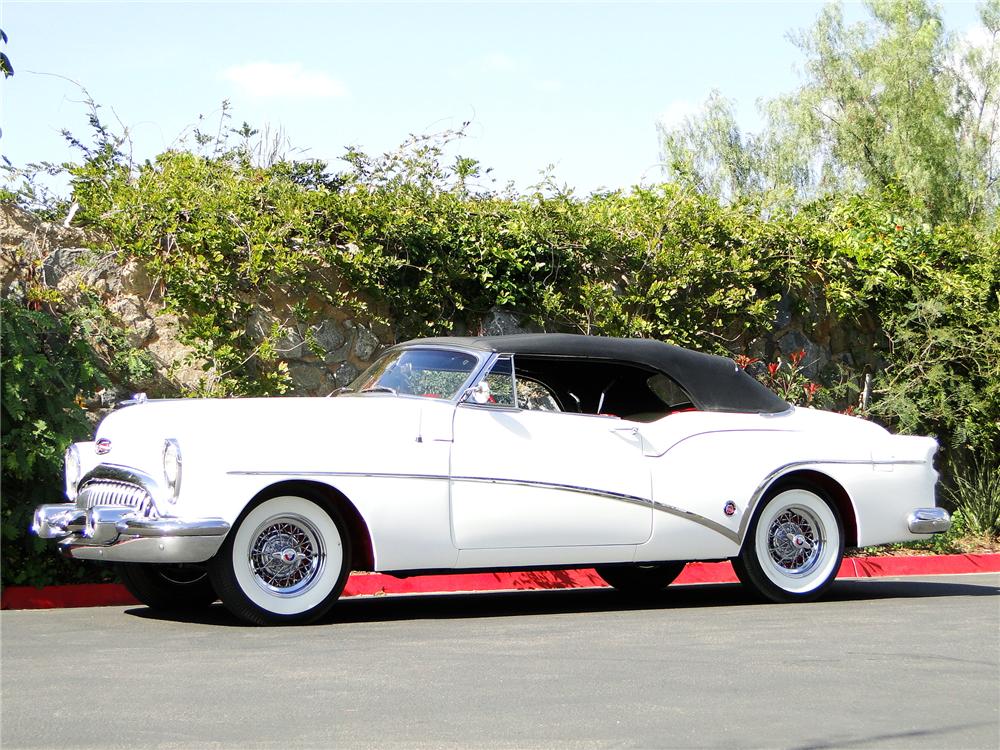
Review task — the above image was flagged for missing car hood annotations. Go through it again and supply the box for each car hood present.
[90,395,445,486]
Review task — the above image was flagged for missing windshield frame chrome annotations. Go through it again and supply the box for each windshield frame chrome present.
[341,344,493,404]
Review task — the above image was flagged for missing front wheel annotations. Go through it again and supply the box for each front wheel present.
[116,563,217,611]
[594,562,686,594]
[736,485,844,603]
[209,495,351,625]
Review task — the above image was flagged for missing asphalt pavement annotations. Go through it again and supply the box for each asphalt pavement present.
[2,574,998,749]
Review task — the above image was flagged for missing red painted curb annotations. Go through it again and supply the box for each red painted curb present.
[2,553,997,611]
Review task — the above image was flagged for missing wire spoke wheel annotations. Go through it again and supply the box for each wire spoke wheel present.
[738,485,844,603]
[765,506,824,577]
[248,515,325,596]
[210,495,350,625]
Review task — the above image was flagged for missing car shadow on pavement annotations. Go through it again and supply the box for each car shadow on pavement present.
[124,576,997,627]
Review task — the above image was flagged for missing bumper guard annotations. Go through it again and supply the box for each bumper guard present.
[907,507,951,534]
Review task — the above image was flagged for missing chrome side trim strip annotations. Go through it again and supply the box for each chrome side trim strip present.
[227,469,735,541]
[650,501,740,543]
[454,475,649,506]
[458,477,738,541]
[228,470,449,480]
[231,458,928,547]
[229,469,644,505]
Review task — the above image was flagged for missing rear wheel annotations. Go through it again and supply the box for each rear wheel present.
[737,485,844,603]
[209,495,350,625]
[594,562,686,594]
[116,563,217,611]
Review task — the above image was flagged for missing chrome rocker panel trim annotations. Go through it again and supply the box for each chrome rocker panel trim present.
[907,507,951,534]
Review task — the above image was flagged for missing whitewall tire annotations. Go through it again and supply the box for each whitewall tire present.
[210,495,351,625]
[736,486,844,603]
[116,563,217,611]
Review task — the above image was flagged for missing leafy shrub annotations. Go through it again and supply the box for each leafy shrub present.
[2,111,998,587]
[944,453,1000,538]
[0,298,113,587]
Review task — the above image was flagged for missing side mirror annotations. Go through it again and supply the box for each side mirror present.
[462,380,492,404]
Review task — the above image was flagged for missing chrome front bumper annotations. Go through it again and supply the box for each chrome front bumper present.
[907,507,951,534]
[32,504,230,564]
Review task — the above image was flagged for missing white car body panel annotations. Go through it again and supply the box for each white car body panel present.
[450,405,652,549]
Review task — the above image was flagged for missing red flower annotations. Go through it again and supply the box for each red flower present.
[734,354,760,369]
[767,362,780,377]
[895,224,903,231]
[790,349,805,367]
[804,382,819,404]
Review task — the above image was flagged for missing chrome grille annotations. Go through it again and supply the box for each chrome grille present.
[78,480,155,518]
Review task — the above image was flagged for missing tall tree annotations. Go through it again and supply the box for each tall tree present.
[0,28,11,78]
[660,0,1000,223]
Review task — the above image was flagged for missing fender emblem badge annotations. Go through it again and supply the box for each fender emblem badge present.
[723,501,737,517]
[95,438,112,455]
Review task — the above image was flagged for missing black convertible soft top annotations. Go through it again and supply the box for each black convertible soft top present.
[405,334,790,414]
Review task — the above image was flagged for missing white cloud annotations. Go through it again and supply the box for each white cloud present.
[532,78,562,93]
[656,99,700,130]
[480,52,517,73]
[961,23,995,52]
[221,62,348,99]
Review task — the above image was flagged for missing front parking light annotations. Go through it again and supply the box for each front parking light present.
[65,444,81,501]
[163,439,182,502]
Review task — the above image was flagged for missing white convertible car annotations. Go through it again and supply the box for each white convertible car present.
[33,334,949,624]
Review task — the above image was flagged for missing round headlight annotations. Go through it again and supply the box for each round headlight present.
[65,444,81,501]
[163,439,182,502]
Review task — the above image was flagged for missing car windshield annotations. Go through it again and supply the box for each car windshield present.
[346,348,481,399]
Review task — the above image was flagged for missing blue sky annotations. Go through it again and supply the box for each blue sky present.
[0,1,987,195]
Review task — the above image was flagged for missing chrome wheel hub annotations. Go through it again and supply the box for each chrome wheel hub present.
[248,515,325,596]
[767,508,823,577]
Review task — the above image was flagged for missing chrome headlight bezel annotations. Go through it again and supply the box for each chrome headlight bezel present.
[64,444,82,502]
[162,438,182,503]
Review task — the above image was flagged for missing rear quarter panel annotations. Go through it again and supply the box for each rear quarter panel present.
[633,408,933,560]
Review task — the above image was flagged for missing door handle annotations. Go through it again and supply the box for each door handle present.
[611,426,639,436]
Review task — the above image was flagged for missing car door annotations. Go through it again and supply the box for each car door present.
[449,357,653,549]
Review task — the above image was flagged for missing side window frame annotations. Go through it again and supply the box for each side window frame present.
[465,354,519,410]
[514,374,564,413]
[510,355,519,409]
